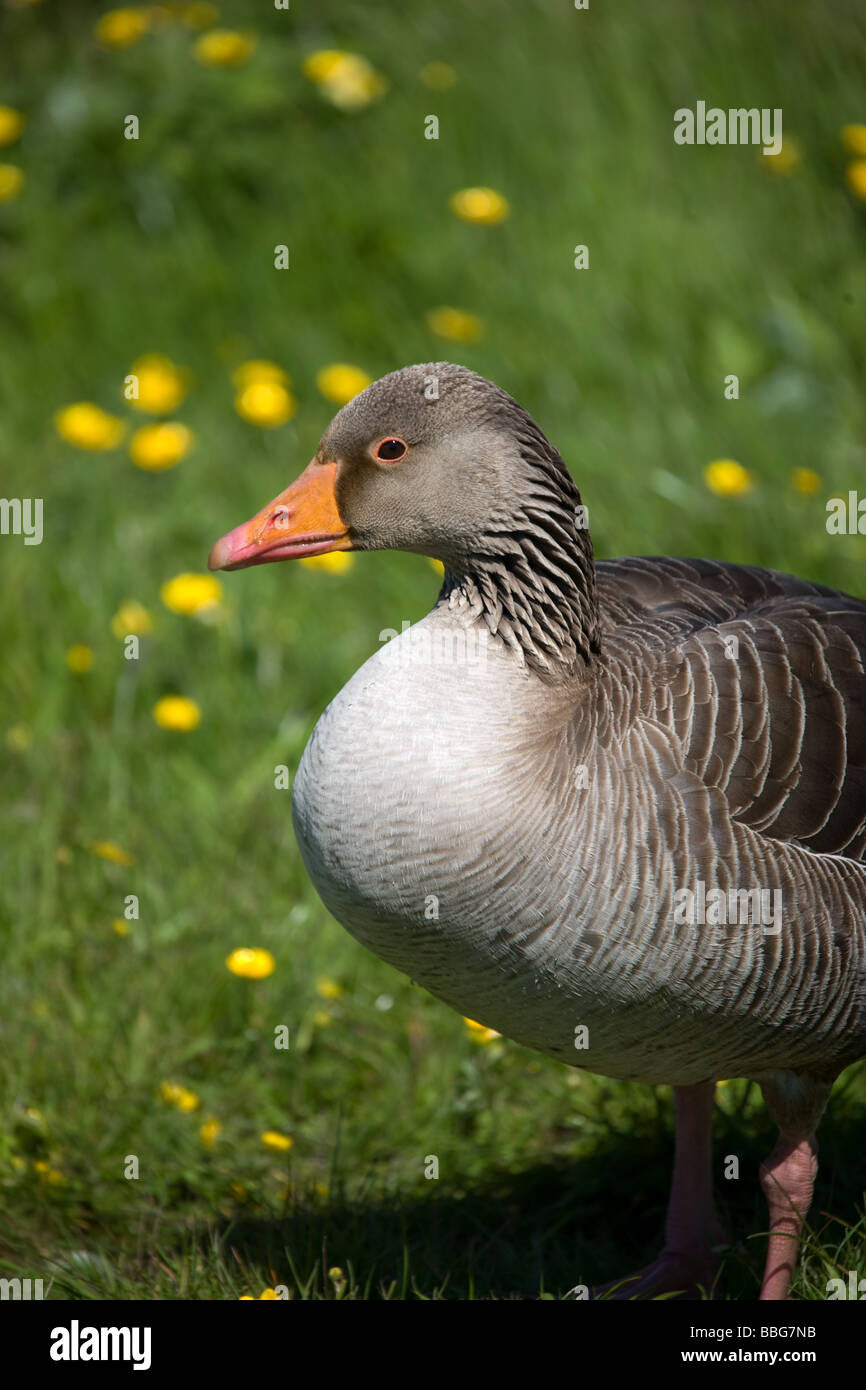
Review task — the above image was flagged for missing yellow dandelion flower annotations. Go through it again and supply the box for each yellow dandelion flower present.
[303,51,387,111]
[261,1130,293,1152]
[95,8,150,47]
[193,29,256,66]
[0,163,22,200]
[429,558,445,576]
[182,0,219,27]
[127,354,189,415]
[112,918,131,936]
[258,1289,278,1300]
[200,1117,221,1148]
[463,1016,501,1043]
[845,160,866,200]
[6,723,32,751]
[111,600,154,639]
[762,137,801,175]
[0,106,24,146]
[313,1009,332,1028]
[130,421,194,471]
[153,695,201,731]
[316,363,372,406]
[226,947,275,980]
[234,380,295,427]
[419,62,456,90]
[841,124,866,156]
[315,975,344,1000]
[450,186,510,225]
[239,1295,254,1300]
[88,839,134,866]
[303,50,349,82]
[790,467,821,496]
[160,572,223,615]
[298,552,354,574]
[66,644,94,673]
[55,402,125,450]
[426,306,484,343]
[231,359,291,390]
[159,1081,200,1111]
[704,459,753,498]
[34,1161,66,1185]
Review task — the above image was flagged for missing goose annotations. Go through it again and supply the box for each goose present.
[209,362,866,1300]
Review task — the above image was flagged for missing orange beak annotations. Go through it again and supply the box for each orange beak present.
[208,460,352,572]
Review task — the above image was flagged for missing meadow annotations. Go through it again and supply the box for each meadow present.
[1,0,865,1299]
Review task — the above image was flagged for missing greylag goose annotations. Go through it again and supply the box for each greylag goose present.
[209,363,866,1300]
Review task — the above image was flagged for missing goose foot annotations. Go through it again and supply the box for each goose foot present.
[756,1072,830,1301]
[591,1081,725,1301]
[590,1247,721,1300]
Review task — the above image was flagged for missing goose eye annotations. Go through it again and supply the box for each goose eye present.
[374,437,407,463]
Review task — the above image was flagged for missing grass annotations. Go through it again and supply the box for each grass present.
[1,0,865,1299]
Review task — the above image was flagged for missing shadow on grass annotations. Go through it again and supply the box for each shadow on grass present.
[217,1086,866,1300]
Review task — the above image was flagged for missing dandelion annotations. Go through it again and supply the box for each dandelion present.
[0,164,22,200]
[94,7,150,47]
[303,50,387,111]
[845,160,866,201]
[419,62,456,90]
[6,723,32,751]
[112,918,131,936]
[450,186,510,225]
[261,1131,293,1152]
[153,695,201,731]
[34,1161,66,1185]
[226,947,275,979]
[88,840,134,866]
[111,600,154,639]
[790,467,821,496]
[426,306,484,343]
[231,360,291,390]
[258,1289,279,1300]
[130,421,194,471]
[841,124,866,156]
[127,354,189,415]
[464,1016,501,1043]
[193,29,256,66]
[159,1081,200,1112]
[704,459,753,498]
[160,572,223,615]
[0,106,24,146]
[234,380,295,428]
[298,552,354,574]
[200,1117,221,1148]
[55,402,125,450]
[315,975,344,1000]
[316,363,372,406]
[66,644,94,673]
[762,137,801,175]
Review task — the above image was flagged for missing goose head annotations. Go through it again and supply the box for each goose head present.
[209,362,600,678]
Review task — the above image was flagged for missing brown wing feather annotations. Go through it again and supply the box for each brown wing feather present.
[597,558,866,862]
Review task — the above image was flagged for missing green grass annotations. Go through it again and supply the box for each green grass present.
[1,0,865,1299]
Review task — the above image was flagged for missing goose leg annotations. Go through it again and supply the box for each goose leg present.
[756,1073,831,1301]
[592,1081,725,1299]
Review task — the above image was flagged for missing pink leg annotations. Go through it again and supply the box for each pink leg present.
[758,1135,817,1301]
[593,1082,726,1299]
